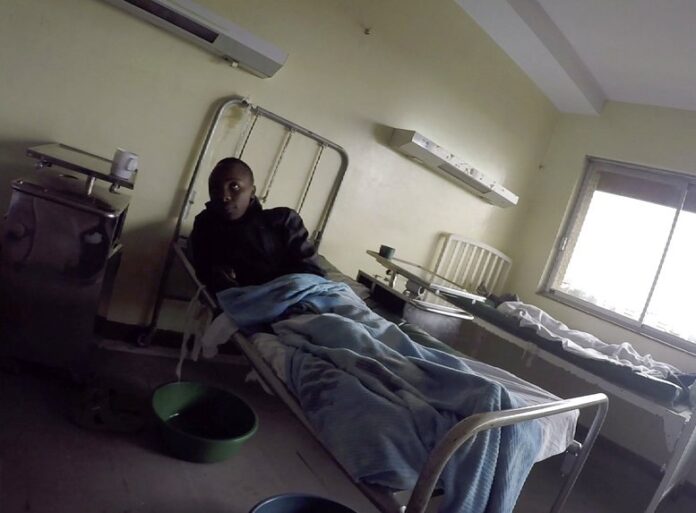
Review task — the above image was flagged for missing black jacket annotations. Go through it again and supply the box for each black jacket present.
[190,198,325,292]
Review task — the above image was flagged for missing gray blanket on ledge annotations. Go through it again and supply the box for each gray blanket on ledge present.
[498,301,696,402]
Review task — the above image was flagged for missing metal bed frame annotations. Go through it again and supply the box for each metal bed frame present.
[149,96,609,513]
[172,239,608,513]
[430,232,696,513]
[142,96,349,345]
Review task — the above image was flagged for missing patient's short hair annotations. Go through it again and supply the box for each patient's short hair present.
[210,157,254,185]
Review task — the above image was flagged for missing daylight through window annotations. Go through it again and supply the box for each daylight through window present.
[544,158,696,350]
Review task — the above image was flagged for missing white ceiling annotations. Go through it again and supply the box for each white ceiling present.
[456,0,696,115]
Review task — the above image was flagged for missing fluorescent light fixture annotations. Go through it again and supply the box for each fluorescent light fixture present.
[389,129,518,207]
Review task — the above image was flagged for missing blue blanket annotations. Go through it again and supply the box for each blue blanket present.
[218,274,542,513]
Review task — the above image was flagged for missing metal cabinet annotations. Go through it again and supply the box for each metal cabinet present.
[0,163,130,370]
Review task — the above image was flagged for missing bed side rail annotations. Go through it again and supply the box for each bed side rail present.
[406,393,609,513]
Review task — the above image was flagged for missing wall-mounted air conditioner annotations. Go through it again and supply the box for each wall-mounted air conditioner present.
[102,0,288,78]
[389,129,518,208]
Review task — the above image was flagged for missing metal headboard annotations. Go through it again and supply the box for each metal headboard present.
[176,96,349,248]
[144,96,349,341]
[433,234,512,295]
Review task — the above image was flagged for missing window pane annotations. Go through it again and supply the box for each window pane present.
[644,197,696,343]
[556,191,675,320]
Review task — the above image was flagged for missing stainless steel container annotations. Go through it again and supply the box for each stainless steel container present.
[0,170,129,369]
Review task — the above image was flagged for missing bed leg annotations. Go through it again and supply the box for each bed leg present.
[560,441,582,476]
[549,401,608,513]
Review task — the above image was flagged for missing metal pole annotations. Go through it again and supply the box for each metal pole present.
[260,128,294,203]
[297,143,325,214]
[549,397,609,512]
[85,176,96,196]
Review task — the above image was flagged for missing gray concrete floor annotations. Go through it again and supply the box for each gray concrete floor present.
[1,344,695,513]
[0,346,378,513]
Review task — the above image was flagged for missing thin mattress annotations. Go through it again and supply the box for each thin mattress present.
[451,298,691,405]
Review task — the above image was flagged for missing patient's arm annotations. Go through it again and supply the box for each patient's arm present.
[190,214,240,293]
[189,218,230,290]
[281,209,325,277]
[190,217,213,289]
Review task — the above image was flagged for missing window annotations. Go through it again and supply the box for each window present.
[543,157,696,352]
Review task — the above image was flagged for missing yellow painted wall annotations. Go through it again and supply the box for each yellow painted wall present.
[0,0,558,325]
[506,101,696,371]
[505,102,696,487]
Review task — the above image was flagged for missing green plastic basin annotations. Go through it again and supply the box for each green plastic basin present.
[152,381,258,463]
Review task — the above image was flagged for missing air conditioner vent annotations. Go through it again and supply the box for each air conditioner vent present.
[103,0,288,78]
[123,0,218,42]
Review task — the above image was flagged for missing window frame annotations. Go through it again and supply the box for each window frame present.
[540,156,696,355]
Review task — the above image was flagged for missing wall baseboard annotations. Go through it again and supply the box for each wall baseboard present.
[94,317,242,356]
[94,316,182,348]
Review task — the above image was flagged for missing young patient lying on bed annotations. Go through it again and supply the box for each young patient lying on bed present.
[189,157,325,293]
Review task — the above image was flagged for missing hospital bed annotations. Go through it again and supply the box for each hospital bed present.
[397,232,696,513]
[146,96,608,513]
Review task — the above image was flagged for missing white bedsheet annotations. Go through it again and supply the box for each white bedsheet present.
[250,331,577,462]
[497,301,682,380]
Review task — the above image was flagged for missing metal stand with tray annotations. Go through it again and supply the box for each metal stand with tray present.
[366,250,485,321]
[0,143,133,371]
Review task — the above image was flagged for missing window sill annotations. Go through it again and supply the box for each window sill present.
[539,288,696,358]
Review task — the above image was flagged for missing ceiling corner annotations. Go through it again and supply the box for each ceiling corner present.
[456,0,606,115]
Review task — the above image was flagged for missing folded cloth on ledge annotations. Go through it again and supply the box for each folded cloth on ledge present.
[497,302,696,394]
[218,274,543,513]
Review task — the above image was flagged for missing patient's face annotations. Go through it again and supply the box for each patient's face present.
[209,165,256,221]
